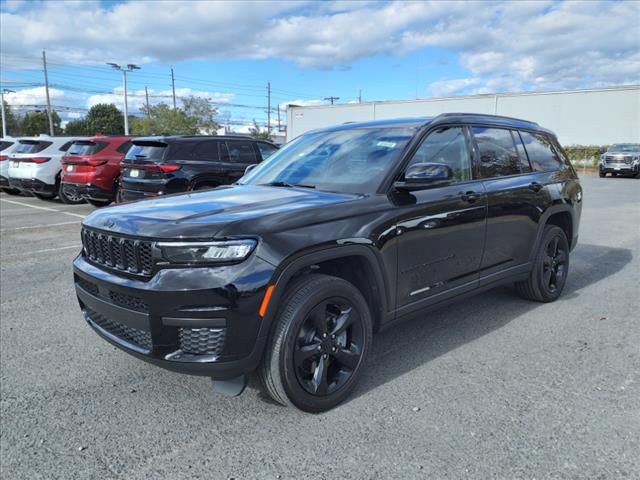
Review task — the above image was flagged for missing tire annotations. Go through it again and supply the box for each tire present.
[599,172,606,178]
[87,198,112,207]
[58,183,85,205]
[1,187,21,195]
[259,274,373,412]
[515,225,570,303]
[32,191,56,200]
[115,188,124,203]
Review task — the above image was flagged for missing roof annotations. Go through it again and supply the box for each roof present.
[309,113,550,135]
[133,135,275,144]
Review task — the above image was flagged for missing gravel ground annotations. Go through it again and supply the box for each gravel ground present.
[1,175,639,480]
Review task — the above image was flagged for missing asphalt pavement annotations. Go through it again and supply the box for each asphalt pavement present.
[1,175,638,479]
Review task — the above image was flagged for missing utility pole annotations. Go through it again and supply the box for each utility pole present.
[144,86,150,117]
[358,89,362,103]
[1,89,15,137]
[42,51,54,136]
[277,102,281,132]
[324,96,340,105]
[266,82,271,135]
[107,63,140,135]
[171,67,177,109]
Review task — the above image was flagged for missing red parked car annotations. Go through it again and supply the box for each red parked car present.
[61,136,133,207]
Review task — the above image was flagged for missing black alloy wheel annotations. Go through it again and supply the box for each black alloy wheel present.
[541,234,568,295]
[58,183,85,204]
[293,298,364,396]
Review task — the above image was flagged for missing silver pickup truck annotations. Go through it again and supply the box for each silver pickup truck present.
[600,143,640,177]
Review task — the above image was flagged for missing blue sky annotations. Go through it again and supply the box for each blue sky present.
[1,0,638,131]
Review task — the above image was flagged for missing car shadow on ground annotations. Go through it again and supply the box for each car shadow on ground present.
[348,243,633,402]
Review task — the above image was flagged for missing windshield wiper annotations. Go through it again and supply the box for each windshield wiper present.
[261,181,315,189]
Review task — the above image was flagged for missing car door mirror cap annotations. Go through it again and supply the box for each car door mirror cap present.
[394,162,453,191]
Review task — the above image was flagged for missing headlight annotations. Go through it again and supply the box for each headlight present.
[157,239,257,264]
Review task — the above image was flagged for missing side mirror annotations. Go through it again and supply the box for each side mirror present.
[244,164,257,175]
[394,162,453,191]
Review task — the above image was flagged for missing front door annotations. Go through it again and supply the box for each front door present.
[394,126,487,312]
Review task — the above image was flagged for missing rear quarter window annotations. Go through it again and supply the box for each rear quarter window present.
[116,141,133,154]
[519,131,563,172]
[223,140,258,163]
[59,141,75,152]
[189,140,221,161]
[257,142,278,161]
[472,127,531,178]
[0,141,14,151]
[14,141,52,154]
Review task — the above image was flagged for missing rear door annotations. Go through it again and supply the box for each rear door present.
[471,126,551,282]
[394,125,487,312]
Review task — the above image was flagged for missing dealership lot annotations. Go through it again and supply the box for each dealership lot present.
[1,176,638,479]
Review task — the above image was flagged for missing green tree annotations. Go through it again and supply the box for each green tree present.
[131,103,198,135]
[1,101,22,136]
[21,111,62,136]
[249,119,272,140]
[85,103,124,135]
[64,119,88,135]
[181,96,219,134]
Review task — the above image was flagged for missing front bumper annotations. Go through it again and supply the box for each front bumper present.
[62,182,114,201]
[8,177,57,194]
[600,163,639,175]
[73,253,276,379]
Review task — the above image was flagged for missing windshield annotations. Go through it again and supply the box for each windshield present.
[241,126,417,194]
[608,144,640,153]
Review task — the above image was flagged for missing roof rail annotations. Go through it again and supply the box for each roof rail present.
[433,112,539,126]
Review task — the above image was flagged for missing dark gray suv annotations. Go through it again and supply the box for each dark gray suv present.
[599,143,640,177]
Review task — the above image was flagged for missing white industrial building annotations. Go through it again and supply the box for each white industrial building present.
[286,85,640,146]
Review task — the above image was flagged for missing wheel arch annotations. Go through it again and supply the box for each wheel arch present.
[262,245,391,333]
[530,205,575,261]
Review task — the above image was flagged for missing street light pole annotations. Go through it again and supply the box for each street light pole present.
[1,89,15,137]
[107,63,141,135]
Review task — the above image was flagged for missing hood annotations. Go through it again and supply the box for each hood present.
[82,184,361,239]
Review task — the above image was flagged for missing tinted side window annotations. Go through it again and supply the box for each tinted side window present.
[190,140,221,161]
[116,141,133,154]
[473,127,529,178]
[519,131,563,171]
[405,126,472,182]
[0,141,13,151]
[225,141,258,163]
[257,143,278,161]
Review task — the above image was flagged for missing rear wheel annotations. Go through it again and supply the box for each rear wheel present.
[58,183,85,204]
[515,225,569,303]
[87,198,111,207]
[0,187,21,195]
[259,274,372,412]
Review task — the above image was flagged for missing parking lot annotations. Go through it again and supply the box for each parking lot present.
[0,175,638,479]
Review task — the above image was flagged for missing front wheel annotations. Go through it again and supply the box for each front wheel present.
[259,274,372,412]
[515,225,569,302]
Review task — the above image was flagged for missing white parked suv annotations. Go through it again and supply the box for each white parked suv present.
[8,136,88,203]
[0,137,21,194]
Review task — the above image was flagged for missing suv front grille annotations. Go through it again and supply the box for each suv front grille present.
[178,327,225,356]
[605,155,632,165]
[82,228,153,276]
[85,307,152,351]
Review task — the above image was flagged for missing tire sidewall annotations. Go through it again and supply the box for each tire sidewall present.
[276,277,372,412]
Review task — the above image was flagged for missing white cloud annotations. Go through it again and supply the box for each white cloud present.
[86,87,234,114]
[1,0,638,95]
[3,86,66,107]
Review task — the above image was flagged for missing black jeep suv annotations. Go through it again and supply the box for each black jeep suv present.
[73,114,582,412]
[118,135,278,202]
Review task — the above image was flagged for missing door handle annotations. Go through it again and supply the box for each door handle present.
[528,182,543,193]
[460,191,481,203]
